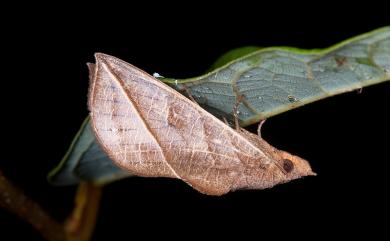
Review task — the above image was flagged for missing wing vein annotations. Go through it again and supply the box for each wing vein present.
[101,61,181,179]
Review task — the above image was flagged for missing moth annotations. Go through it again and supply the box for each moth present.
[88,53,315,195]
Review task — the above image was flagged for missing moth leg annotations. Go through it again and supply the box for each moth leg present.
[180,84,198,104]
[257,119,266,138]
[233,94,244,130]
[222,116,230,126]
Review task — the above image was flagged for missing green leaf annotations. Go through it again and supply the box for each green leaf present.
[165,26,390,126]
[208,46,261,71]
[48,117,133,186]
[50,27,390,185]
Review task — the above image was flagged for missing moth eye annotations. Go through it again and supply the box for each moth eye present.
[282,159,294,173]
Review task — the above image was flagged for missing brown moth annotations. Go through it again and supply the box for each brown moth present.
[88,53,315,195]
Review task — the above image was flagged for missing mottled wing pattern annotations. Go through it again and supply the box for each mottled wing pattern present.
[89,53,271,195]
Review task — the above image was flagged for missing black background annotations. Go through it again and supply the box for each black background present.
[1,3,389,240]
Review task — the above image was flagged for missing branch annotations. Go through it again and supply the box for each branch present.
[65,182,102,241]
[0,170,102,241]
[0,170,67,241]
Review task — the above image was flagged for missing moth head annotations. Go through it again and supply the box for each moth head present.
[256,137,315,179]
[248,150,316,190]
[275,150,316,179]
[232,148,315,192]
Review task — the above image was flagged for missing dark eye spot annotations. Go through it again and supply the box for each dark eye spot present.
[282,159,294,173]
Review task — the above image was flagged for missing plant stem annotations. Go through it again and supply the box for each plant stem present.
[65,182,102,241]
[0,170,67,241]
[0,171,102,241]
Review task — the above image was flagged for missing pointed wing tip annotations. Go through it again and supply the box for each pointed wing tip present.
[86,63,95,75]
[94,53,109,65]
[94,52,115,63]
[94,52,106,59]
[94,53,125,70]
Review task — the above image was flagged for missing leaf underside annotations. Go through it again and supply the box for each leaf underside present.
[168,26,390,126]
[49,27,390,186]
[48,117,132,185]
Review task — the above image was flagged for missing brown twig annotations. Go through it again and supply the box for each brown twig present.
[0,170,102,241]
[0,170,67,241]
[65,182,102,241]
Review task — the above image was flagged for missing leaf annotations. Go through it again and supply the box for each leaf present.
[50,27,390,186]
[165,26,390,126]
[208,46,261,71]
[88,53,314,195]
[48,117,133,186]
